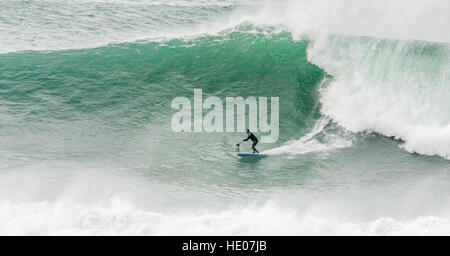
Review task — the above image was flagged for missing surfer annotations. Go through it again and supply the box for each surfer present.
[237,129,259,153]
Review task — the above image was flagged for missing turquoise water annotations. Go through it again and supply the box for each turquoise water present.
[0,0,449,235]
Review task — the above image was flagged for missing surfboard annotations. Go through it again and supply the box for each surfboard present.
[237,153,266,157]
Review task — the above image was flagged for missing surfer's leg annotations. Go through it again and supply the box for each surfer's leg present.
[252,141,259,153]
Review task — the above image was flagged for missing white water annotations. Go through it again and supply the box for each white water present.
[264,117,353,155]
[231,0,450,43]
[3,197,450,235]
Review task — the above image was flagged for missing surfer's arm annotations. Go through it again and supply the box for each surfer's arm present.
[237,137,249,146]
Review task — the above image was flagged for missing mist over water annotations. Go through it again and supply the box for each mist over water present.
[0,0,449,235]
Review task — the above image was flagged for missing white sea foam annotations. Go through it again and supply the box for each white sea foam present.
[1,198,450,235]
[230,0,450,43]
[264,117,353,155]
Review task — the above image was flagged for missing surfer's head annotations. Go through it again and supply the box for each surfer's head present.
[246,129,250,134]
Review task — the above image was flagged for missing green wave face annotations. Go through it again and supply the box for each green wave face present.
[0,31,325,167]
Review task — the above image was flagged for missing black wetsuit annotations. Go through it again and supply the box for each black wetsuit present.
[244,132,259,153]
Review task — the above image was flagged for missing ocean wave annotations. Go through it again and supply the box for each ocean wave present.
[234,1,450,160]
[2,27,449,160]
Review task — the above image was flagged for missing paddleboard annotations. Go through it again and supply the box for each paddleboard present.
[237,153,266,157]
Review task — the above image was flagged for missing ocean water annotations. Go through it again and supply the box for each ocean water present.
[0,0,449,235]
